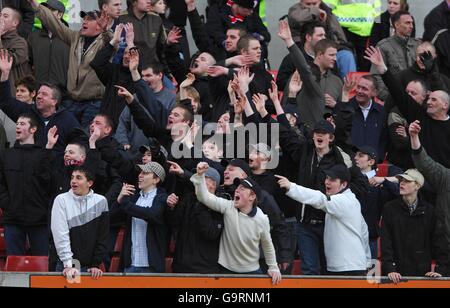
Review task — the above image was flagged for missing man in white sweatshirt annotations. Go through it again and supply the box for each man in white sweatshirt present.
[191,162,282,285]
[276,164,371,275]
[51,166,109,280]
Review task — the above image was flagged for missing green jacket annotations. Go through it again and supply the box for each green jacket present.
[412,147,450,275]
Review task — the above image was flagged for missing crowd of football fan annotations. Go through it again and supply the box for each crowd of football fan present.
[0,0,450,285]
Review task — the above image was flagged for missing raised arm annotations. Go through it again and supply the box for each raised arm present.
[32,1,77,45]
[0,50,31,121]
[279,175,348,219]
[90,24,125,85]
[128,49,168,127]
[190,162,233,214]
[410,121,450,191]
[115,85,162,139]
[185,0,214,53]
[278,20,323,98]
[205,4,227,50]
[365,46,422,122]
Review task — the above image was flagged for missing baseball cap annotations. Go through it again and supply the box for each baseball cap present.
[80,10,100,20]
[356,145,377,161]
[324,164,351,183]
[42,0,65,13]
[313,119,335,134]
[284,103,299,118]
[233,177,262,202]
[228,159,252,177]
[396,169,424,187]
[137,162,166,182]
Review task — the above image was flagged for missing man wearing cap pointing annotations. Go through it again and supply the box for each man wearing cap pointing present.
[276,164,371,276]
[191,162,282,285]
[115,161,169,273]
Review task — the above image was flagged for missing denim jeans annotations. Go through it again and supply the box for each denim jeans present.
[296,222,327,275]
[124,266,156,273]
[63,99,101,129]
[4,224,48,256]
[369,238,379,260]
[282,219,298,275]
[336,50,357,78]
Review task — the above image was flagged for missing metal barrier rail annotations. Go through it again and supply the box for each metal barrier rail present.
[1,272,450,288]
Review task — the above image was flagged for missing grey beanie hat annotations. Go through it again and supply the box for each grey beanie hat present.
[205,167,221,187]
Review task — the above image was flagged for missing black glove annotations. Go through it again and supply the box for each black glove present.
[419,51,434,73]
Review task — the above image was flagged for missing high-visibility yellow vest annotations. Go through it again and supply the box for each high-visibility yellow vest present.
[323,0,381,37]
[33,0,70,29]
[258,0,267,27]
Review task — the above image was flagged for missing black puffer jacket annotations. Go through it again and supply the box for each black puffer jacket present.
[381,197,442,276]
[0,143,53,226]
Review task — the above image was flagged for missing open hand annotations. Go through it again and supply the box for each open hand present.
[46,126,59,149]
[167,26,182,45]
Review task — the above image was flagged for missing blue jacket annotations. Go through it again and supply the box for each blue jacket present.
[116,188,169,272]
[345,98,387,161]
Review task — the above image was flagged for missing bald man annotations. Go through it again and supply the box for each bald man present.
[0,6,31,94]
[368,46,450,169]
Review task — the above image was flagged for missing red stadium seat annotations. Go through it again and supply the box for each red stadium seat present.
[99,263,106,272]
[376,162,389,177]
[4,256,48,272]
[0,228,6,257]
[165,257,173,273]
[291,259,302,275]
[113,228,125,253]
[109,256,120,272]
[107,228,125,272]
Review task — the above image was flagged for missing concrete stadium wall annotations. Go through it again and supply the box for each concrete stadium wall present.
[72,0,443,69]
